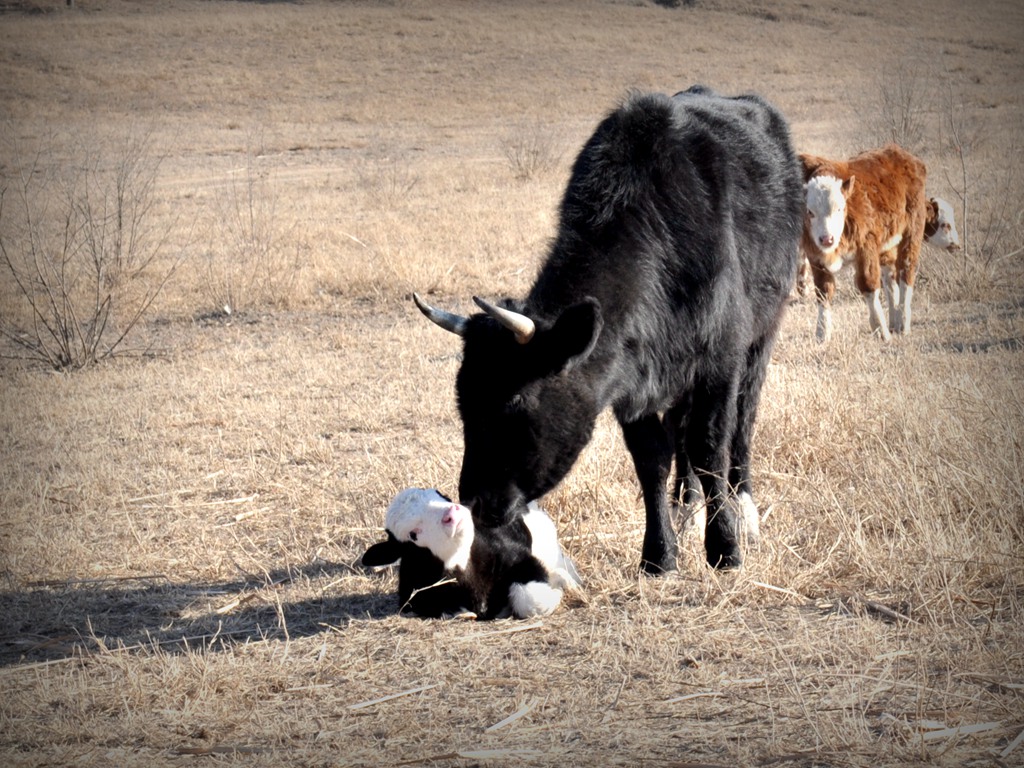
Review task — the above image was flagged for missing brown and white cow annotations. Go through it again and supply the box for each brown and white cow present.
[800,144,931,342]
[792,193,960,305]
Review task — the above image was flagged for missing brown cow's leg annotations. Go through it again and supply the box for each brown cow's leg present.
[855,249,890,340]
[896,237,923,335]
[811,260,838,342]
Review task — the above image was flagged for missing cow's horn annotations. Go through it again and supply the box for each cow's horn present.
[413,292,467,336]
[473,296,536,344]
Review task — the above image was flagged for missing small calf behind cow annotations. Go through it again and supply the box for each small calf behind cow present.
[799,144,961,342]
[362,488,581,620]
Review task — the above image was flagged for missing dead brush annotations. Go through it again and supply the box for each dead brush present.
[200,130,303,316]
[501,119,565,181]
[0,128,180,370]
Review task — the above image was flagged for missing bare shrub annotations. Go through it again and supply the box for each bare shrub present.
[356,134,420,210]
[0,128,179,370]
[501,119,565,181]
[201,131,302,315]
[869,59,936,154]
[921,80,1024,301]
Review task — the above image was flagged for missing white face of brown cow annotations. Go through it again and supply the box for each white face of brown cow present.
[804,175,850,261]
[926,197,961,252]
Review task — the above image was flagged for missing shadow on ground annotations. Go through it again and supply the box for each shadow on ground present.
[0,562,397,666]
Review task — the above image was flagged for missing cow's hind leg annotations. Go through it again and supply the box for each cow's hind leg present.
[882,263,902,333]
[856,250,891,340]
[688,375,743,570]
[901,281,914,334]
[896,236,922,335]
[621,413,677,574]
[664,399,706,535]
[864,289,892,341]
[728,334,779,547]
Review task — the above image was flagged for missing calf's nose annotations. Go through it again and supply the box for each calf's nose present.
[820,234,834,248]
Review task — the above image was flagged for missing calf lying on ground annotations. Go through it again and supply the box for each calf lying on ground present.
[800,144,933,342]
[361,488,580,619]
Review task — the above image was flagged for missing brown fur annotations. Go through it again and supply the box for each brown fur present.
[799,144,928,337]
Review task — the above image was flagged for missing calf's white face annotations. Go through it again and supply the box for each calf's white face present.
[926,197,961,251]
[385,488,474,570]
[805,175,850,258]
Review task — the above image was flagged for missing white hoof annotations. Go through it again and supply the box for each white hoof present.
[509,581,563,618]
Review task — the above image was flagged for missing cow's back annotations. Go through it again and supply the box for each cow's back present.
[833,144,928,246]
[527,87,803,414]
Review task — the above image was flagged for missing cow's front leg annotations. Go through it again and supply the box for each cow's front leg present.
[811,260,837,343]
[621,413,677,574]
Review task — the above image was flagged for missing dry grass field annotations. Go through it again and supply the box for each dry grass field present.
[1,0,1023,765]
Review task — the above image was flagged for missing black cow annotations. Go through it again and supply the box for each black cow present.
[415,86,803,572]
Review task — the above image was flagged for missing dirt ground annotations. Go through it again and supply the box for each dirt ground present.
[1,1,1022,766]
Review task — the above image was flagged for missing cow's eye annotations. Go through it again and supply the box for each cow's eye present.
[409,531,418,542]
[807,210,815,218]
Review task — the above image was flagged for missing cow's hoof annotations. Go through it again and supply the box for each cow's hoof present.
[640,556,677,576]
[706,545,743,570]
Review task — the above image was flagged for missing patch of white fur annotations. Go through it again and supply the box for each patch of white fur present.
[827,256,847,274]
[805,175,847,254]
[737,491,760,545]
[523,502,582,588]
[881,233,903,253]
[509,580,564,618]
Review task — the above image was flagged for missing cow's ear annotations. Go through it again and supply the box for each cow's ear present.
[799,154,822,181]
[842,174,855,196]
[548,298,603,371]
[362,534,403,567]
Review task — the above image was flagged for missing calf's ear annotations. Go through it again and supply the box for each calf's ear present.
[799,153,823,180]
[362,535,403,567]
[842,174,855,197]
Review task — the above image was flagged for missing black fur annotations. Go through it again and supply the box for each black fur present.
[452,87,803,571]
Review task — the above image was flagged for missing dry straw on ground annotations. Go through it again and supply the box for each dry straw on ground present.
[1,1,1022,766]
